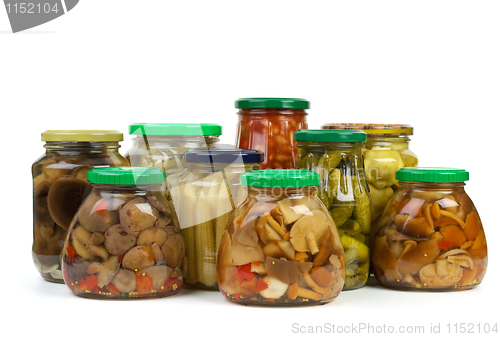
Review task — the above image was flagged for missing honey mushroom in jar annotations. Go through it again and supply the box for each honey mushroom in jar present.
[61,167,184,299]
[235,98,309,169]
[32,130,129,283]
[371,168,487,291]
[217,170,345,306]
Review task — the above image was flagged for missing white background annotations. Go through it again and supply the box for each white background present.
[1,1,499,336]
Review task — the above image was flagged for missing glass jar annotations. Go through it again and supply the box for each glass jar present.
[322,124,418,234]
[61,167,184,299]
[126,123,222,216]
[217,170,345,306]
[371,168,487,291]
[168,149,263,289]
[236,98,309,169]
[32,130,129,283]
[295,130,371,290]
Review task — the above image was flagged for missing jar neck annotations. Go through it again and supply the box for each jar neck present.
[187,161,260,173]
[247,186,317,199]
[399,181,465,192]
[92,183,164,193]
[366,135,410,144]
[44,141,120,154]
[296,142,364,151]
[237,108,308,116]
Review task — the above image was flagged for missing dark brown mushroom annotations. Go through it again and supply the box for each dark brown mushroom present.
[119,197,158,235]
[47,178,91,230]
[78,195,119,233]
[265,256,312,284]
[161,234,185,268]
[104,225,137,256]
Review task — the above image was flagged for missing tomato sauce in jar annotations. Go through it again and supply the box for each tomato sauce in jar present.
[235,98,309,169]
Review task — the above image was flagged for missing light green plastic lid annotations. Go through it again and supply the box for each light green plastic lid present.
[241,169,320,187]
[294,129,367,143]
[87,167,166,185]
[129,123,222,136]
[396,167,469,183]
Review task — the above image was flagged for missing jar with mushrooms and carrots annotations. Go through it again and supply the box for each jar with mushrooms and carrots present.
[32,130,129,283]
[61,167,184,299]
[236,98,308,169]
[295,130,371,290]
[321,124,418,239]
[371,168,487,291]
[217,170,345,306]
[168,148,264,289]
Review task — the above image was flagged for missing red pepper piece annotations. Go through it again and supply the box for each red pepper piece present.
[84,275,98,290]
[165,278,182,292]
[66,246,76,259]
[105,284,120,296]
[136,275,153,294]
[237,264,254,281]
[255,278,269,293]
[438,241,451,251]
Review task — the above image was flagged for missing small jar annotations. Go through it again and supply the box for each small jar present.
[32,130,129,283]
[127,123,222,215]
[61,167,184,299]
[217,170,345,306]
[295,130,371,290]
[169,149,263,289]
[236,98,309,169]
[322,124,418,232]
[371,168,487,291]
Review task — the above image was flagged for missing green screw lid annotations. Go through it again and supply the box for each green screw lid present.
[294,129,367,143]
[241,169,319,187]
[129,123,222,136]
[87,167,166,185]
[396,167,469,183]
[235,98,310,110]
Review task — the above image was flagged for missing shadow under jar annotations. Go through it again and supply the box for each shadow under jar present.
[371,168,487,291]
[61,167,184,299]
[235,98,308,169]
[295,130,371,290]
[32,130,129,283]
[217,170,346,306]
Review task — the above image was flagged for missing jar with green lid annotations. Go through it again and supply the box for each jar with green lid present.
[32,130,129,283]
[217,169,345,306]
[126,123,222,216]
[61,167,184,299]
[372,168,487,291]
[169,148,263,289]
[295,130,370,290]
[235,98,309,169]
[322,124,418,240]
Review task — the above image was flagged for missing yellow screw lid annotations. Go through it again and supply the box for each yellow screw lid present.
[41,130,123,142]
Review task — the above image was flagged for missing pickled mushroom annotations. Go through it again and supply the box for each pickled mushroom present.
[42,159,71,181]
[262,240,296,260]
[233,216,259,247]
[146,191,173,217]
[277,198,304,225]
[111,269,136,293]
[143,265,171,290]
[161,234,185,268]
[256,216,282,245]
[95,256,120,288]
[104,225,137,256]
[122,246,155,270]
[264,257,312,284]
[47,178,91,230]
[397,239,440,276]
[394,214,435,238]
[231,239,265,266]
[71,165,93,181]
[372,236,400,282]
[137,227,169,247]
[119,197,159,235]
[290,213,329,253]
[419,259,463,288]
[79,195,119,233]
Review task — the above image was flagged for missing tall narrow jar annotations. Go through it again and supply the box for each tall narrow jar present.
[32,130,128,283]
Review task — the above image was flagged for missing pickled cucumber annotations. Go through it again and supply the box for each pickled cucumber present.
[330,205,353,227]
[352,177,371,234]
[340,219,361,236]
[327,169,340,199]
[341,235,369,263]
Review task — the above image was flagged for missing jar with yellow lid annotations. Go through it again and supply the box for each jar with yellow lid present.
[322,124,418,237]
[32,130,129,283]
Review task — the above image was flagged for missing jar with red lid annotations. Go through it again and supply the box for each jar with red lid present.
[236,98,308,169]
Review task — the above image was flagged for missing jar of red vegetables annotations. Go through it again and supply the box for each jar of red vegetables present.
[62,167,184,299]
[235,98,308,169]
